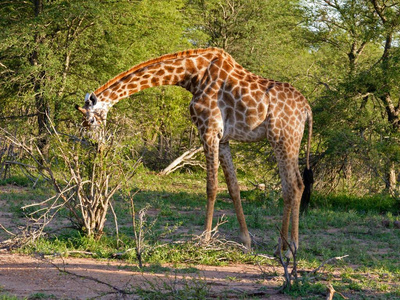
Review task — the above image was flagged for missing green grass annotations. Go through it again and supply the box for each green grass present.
[134,272,210,300]
[1,170,400,299]
[0,175,32,187]
[27,293,57,299]
[311,192,400,213]
[0,295,20,300]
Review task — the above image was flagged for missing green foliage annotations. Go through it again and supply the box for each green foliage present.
[1,0,400,220]
[311,192,399,213]
[300,0,400,193]
[189,0,310,78]
[0,0,192,133]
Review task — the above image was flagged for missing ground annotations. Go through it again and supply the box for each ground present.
[1,183,400,299]
[0,184,289,299]
[0,252,289,299]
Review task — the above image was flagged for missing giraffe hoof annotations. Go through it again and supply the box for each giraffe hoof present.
[273,246,282,258]
[241,243,252,253]
[273,248,292,259]
[201,231,212,243]
[273,245,290,258]
[239,233,251,253]
[284,249,293,259]
[274,241,298,259]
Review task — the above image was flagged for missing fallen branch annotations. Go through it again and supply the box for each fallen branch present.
[60,250,97,256]
[0,225,46,250]
[248,180,266,190]
[311,255,349,275]
[159,147,203,175]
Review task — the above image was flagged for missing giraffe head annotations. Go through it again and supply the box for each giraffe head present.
[75,93,109,129]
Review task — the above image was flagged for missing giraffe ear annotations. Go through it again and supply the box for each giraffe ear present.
[90,93,98,106]
[84,93,97,107]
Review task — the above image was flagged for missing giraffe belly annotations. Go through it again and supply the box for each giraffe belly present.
[221,121,268,143]
[219,93,269,143]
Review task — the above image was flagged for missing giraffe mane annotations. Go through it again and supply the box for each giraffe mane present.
[94,47,226,95]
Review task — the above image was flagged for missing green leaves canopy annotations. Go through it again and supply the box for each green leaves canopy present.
[1,0,400,194]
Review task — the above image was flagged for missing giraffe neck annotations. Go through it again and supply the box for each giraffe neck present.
[93,48,226,106]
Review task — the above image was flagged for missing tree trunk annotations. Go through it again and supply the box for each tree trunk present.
[31,0,50,159]
[381,93,400,132]
[386,161,397,193]
[379,31,400,132]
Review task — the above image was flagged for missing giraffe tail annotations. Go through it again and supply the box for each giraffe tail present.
[300,108,313,214]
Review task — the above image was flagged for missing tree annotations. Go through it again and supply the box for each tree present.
[189,0,310,78]
[0,0,194,170]
[1,0,109,132]
[302,0,400,192]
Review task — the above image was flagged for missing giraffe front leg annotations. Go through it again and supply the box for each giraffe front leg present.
[219,142,251,251]
[202,137,220,243]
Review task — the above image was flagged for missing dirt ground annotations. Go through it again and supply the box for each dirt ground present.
[0,251,290,299]
[0,184,290,299]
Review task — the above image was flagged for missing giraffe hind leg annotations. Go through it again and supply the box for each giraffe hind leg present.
[274,156,304,258]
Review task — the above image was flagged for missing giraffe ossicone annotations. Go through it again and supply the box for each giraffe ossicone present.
[76,47,313,252]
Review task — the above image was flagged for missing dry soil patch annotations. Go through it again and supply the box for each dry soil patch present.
[0,252,289,299]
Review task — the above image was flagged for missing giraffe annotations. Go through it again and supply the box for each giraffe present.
[75,48,313,254]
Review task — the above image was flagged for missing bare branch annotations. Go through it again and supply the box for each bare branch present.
[311,255,349,275]
[371,0,387,23]
[159,147,203,175]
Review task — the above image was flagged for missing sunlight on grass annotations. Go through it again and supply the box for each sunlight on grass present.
[2,171,400,299]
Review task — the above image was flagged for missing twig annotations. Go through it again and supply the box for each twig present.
[4,160,36,169]
[326,283,348,300]
[61,250,97,256]
[0,113,38,120]
[311,255,349,275]
[196,215,228,245]
[0,223,15,237]
[48,259,130,295]
[326,283,335,300]
[21,182,78,209]
[247,180,266,190]
[277,237,291,292]
[112,248,135,257]
[0,226,45,250]
[274,226,299,292]
[256,253,275,260]
[109,201,120,246]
